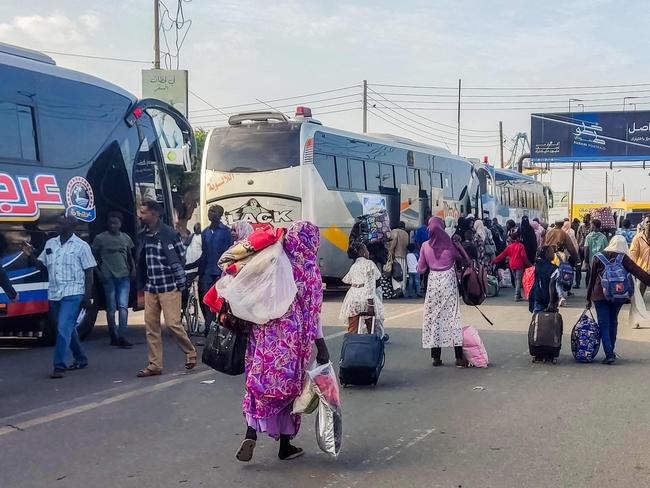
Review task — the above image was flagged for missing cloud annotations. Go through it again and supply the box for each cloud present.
[0,11,100,46]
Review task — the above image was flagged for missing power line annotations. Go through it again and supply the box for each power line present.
[367,90,498,140]
[191,99,361,120]
[191,106,361,127]
[369,100,650,111]
[367,94,650,106]
[189,92,360,114]
[373,88,650,99]
[188,89,229,117]
[41,50,151,64]
[372,82,650,90]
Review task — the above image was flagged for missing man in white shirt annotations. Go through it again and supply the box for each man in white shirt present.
[23,213,96,379]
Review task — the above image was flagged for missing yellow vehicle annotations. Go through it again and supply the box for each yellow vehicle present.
[572,201,650,228]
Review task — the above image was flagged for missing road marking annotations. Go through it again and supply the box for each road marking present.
[0,310,423,438]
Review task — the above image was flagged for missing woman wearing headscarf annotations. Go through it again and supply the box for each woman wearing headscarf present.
[531,219,544,247]
[562,219,580,289]
[474,219,495,274]
[520,216,538,265]
[454,216,470,241]
[418,217,469,367]
[586,235,650,365]
[506,219,518,243]
[237,221,330,462]
[231,221,254,243]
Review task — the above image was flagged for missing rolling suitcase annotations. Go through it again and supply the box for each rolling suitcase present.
[339,317,385,386]
[528,310,563,363]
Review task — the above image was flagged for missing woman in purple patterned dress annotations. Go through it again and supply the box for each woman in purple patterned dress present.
[236,221,330,462]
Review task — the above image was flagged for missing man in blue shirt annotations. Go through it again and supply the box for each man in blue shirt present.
[199,205,233,334]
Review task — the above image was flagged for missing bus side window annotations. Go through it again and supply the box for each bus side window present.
[365,161,380,192]
[431,172,442,189]
[335,156,349,189]
[394,165,407,189]
[0,102,38,161]
[314,153,337,189]
[349,159,366,191]
[380,163,395,190]
[442,173,453,199]
[407,168,417,186]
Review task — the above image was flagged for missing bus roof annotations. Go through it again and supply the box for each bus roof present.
[0,42,137,103]
[494,167,537,182]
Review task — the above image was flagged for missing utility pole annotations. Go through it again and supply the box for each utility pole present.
[499,121,504,168]
[153,0,161,69]
[456,78,462,155]
[569,161,576,219]
[362,79,368,133]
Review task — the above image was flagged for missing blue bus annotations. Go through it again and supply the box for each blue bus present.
[0,43,196,343]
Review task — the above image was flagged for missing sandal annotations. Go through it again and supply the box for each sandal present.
[185,356,197,370]
[67,362,88,371]
[236,438,256,462]
[137,368,162,378]
[279,447,304,461]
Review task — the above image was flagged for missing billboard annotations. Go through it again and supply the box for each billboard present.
[531,111,650,162]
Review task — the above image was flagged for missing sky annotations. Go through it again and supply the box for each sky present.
[2,0,650,171]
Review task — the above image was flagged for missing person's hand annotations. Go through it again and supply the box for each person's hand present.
[20,241,34,257]
[83,295,93,309]
[315,338,330,365]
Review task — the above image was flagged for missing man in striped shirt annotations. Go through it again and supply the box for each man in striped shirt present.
[23,213,96,379]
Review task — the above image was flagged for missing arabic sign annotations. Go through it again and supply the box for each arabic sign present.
[362,195,386,215]
[531,111,650,162]
[0,173,65,222]
[142,69,188,117]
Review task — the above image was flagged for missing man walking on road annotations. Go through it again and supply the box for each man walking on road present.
[198,205,232,333]
[135,200,197,377]
[92,211,135,348]
[545,220,579,263]
[22,214,96,379]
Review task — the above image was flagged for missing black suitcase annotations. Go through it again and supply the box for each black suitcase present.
[528,311,563,362]
[339,317,385,386]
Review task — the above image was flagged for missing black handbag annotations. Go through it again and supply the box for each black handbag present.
[202,323,249,376]
[391,261,403,282]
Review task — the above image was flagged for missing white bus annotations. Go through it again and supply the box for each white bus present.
[200,107,495,282]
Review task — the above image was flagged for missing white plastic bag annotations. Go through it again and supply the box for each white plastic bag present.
[292,373,319,415]
[216,241,297,324]
[310,362,342,457]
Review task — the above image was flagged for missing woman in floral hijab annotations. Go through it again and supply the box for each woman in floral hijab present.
[237,221,330,462]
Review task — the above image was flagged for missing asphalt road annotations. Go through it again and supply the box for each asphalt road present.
[2,290,650,488]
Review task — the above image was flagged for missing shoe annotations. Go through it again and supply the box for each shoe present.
[117,337,133,349]
[559,298,567,307]
[381,334,390,343]
[236,438,256,462]
[432,359,443,367]
[574,285,581,289]
[602,356,616,365]
[515,297,523,302]
[455,358,469,368]
[67,362,88,371]
[137,368,162,377]
[50,369,65,379]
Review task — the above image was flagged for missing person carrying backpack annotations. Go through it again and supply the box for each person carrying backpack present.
[586,235,650,364]
[529,245,558,313]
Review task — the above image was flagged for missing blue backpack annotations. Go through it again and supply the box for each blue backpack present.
[595,253,634,302]
[557,260,574,289]
[571,310,601,363]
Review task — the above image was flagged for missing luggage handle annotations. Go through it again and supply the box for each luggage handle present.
[358,316,376,335]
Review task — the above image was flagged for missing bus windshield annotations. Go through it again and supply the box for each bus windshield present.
[205,123,301,173]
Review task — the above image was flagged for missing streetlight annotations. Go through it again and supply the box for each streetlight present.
[624,96,640,110]
[569,98,583,112]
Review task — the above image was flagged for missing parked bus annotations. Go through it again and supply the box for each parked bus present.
[476,165,550,224]
[200,107,497,283]
[0,43,196,342]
